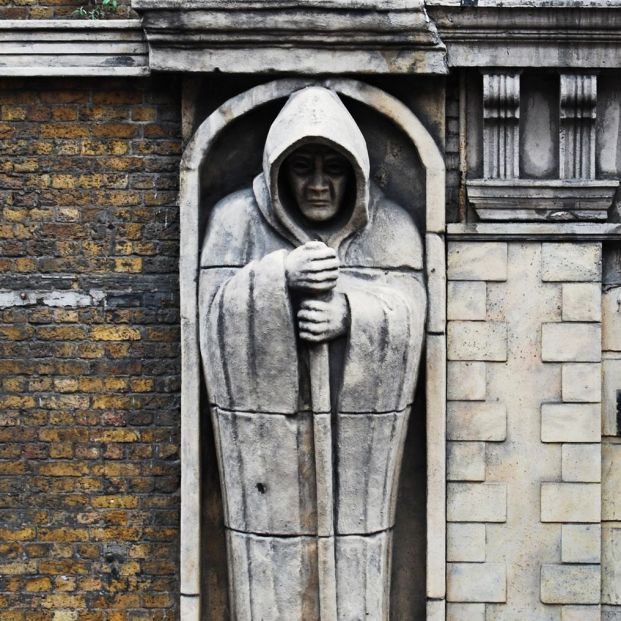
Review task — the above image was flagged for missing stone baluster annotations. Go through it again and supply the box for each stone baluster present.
[560,73,597,180]
[483,72,521,179]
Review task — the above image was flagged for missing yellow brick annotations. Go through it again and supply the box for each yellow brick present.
[15,258,35,272]
[91,326,141,341]
[92,495,138,509]
[41,594,85,609]
[51,175,78,190]
[26,576,52,592]
[129,378,153,392]
[90,428,137,442]
[3,208,26,222]
[39,463,89,477]
[54,378,79,393]
[0,528,35,541]
[114,257,142,273]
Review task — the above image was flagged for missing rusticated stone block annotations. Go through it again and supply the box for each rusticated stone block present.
[603,443,621,521]
[447,402,506,442]
[541,482,601,523]
[447,563,506,603]
[540,564,600,604]
[447,483,507,523]
[447,442,486,481]
[447,523,486,562]
[447,281,487,321]
[603,288,621,351]
[603,357,621,436]
[561,606,601,621]
[541,243,602,282]
[541,323,601,362]
[562,363,601,403]
[562,283,601,322]
[448,321,508,361]
[562,524,601,563]
[541,403,600,443]
[448,242,508,282]
[603,525,621,605]
[562,443,600,483]
[447,603,485,621]
[447,361,486,401]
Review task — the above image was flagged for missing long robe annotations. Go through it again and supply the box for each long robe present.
[198,86,426,620]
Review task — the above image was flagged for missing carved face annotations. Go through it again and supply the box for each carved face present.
[283,144,351,223]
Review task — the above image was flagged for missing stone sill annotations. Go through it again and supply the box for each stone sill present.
[466,179,620,223]
[0,20,149,77]
[447,222,621,241]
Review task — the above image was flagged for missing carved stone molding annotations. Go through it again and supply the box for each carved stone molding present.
[429,4,621,68]
[467,179,619,222]
[483,72,520,180]
[560,73,598,180]
[0,20,148,76]
[131,0,447,74]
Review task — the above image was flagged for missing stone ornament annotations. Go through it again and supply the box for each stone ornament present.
[198,86,427,619]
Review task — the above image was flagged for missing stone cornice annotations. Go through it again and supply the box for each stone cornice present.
[429,5,621,68]
[131,0,448,74]
[0,20,149,77]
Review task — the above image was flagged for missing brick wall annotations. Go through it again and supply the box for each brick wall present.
[0,77,182,620]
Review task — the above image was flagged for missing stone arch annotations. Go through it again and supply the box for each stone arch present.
[179,78,446,620]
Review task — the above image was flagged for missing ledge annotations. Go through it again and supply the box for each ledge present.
[428,4,621,68]
[0,20,149,76]
[132,0,447,74]
[447,222,621,241]
[467,179,620,223]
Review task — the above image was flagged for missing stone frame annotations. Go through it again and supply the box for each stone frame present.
[178,77,446,620]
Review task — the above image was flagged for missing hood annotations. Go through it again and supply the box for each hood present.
[253,86,370,249]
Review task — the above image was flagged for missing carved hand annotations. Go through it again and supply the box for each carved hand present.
[297,292,350,343]
[285,241,339,292]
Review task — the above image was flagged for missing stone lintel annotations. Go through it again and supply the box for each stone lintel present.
[429,5,621,69]
[132,0,448,74]
[0,20,149,77]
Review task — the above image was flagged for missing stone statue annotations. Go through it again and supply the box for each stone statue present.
[198,86,426,620]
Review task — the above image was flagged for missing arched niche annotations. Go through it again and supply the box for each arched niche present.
[179,78,446,620]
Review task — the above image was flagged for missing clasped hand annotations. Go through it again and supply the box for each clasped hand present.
[285,241,349,343]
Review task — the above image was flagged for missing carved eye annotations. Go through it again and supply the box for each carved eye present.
[289,156,313,175]
[324,157,348,176]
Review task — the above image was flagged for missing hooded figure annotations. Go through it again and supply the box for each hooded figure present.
[199,87,426,620]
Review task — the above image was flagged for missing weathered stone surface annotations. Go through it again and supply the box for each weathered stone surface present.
[561,606,601,621]
[447,402,506,442]
[562,443,601,482]
[603,443,621,521]
[603,357,621,436]
[447,281,487,321]
[603,287,621,351]
[541,323,601,362]
[426,599,445,621]
[541,403,600,443]
[448,321,508,361]
[447,361,486,401]
[448,242,508,282]
[426,232,446,334]
[466,179,618,222]
[447,563,506,603]
[447,523,486,562]
[541,482,601,523]
[541,243,602,282]
[447,441,486,481]
[447,603,485,621]
[562,283,601,322]
[447,483,507,523]
[540,564,601,604]
[562,363,602,403]
[603,525,621,605]
[562,524,601,563]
